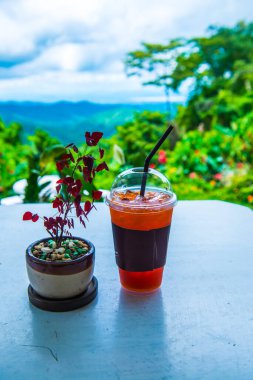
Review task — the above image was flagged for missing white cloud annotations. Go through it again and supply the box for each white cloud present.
[0,0,252,102]
[0,70,168,103]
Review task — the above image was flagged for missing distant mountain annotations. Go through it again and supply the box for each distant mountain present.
[0,101,179,144]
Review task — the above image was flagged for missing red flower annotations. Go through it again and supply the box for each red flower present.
[85,132,103,146]
[213,173,222,181]
[149,163,155,169]
[237,162,244,169]
[248,195,253,203]
[158,156,167,164]
[189,172,197,179]
[158,150,167,164]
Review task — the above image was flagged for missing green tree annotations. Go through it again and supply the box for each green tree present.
[114,111,170,166]
[126,21,253,131]
[125,40,183,116]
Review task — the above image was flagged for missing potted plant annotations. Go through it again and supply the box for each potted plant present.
[23,131,108,311]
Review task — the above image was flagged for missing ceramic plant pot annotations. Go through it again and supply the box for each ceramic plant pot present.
[26,237,95,299]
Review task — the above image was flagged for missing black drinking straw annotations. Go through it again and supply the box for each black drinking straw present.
[140,124,174,197]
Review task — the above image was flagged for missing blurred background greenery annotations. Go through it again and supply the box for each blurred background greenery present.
[1,21,252,208]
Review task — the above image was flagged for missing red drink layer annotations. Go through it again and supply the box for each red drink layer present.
[109,189,174,292]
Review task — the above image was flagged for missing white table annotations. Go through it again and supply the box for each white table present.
[0,202,253,380]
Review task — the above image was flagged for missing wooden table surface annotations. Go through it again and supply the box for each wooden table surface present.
[0,201,253,380]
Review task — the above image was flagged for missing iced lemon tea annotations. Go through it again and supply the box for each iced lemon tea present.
[108,186,176,292]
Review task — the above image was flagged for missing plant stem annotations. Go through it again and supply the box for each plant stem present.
[46,228,54,240]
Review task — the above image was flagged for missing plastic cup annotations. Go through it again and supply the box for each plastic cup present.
[106,167,177,292]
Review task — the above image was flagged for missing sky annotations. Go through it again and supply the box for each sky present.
[0,0,252,103]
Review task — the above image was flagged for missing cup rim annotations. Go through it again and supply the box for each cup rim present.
[105,189,177,210]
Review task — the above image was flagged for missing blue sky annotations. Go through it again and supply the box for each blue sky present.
[0,0,252,103]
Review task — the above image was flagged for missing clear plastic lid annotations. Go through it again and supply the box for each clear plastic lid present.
[106,167,177,210]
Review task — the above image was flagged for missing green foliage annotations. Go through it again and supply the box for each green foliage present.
[0,122,64,202]
[167,114,253,179]
[0,120,29,198]
[126,21,253,131]
[121,21,253,208]
[115,111,170,166]
[24,130,63,203]
[164,117,253,207]
[93,111,175,190]
[1,21,253,210]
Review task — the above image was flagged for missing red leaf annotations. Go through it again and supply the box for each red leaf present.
[74,195,81,208]
[79,216,86,227]
[83,155,94,170]
[83,167,92,183]
[85,131,103,146]
[84,200,92,212]
[65,143,74,148]
[96,162,109,172]
[61,153,71,160]
[92,190,102,200]
[23,211,33,221]
[76,206,83,217]
[68,179,82,198]
[52,197,63,209]
[56,161,64,172]
[76,179,82,191]
[32,214,39,222]
[99,148,104,159]
[56,184,61,194]
[56,179,64,184]
[63,176,74,184]
[69,152,75,163]
[73,145,79,153]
